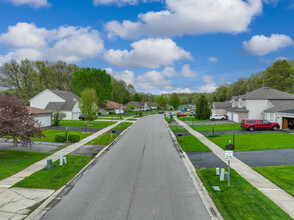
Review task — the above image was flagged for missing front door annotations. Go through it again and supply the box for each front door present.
[283,119,288,129]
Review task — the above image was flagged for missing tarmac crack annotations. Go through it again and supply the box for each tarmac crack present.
[125,135,148,220]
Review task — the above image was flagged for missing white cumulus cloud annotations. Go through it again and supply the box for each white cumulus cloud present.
[181,64,197,78]
[198,75,218,93]
[5,0,49,8]
[105,0,263,39]
[0,22,104,63]
[93,0,137,6]
[135,70,173,90]
[103,38,192,68]
[243,34,294,56]
[208,56,218,62]
[106,68,135,85]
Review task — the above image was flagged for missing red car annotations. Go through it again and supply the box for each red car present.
[178,112,187,117]
[241,119,280,131]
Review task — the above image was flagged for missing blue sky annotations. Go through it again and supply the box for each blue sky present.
[0,0,294,94]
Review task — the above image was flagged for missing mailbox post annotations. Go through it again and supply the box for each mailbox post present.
[225,150,233,187]
[178,133,183,142]
[111,130,116,138]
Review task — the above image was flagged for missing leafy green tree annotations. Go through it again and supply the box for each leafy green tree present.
[133,93,141,101]
[181,96,189,105]
[264,60,294,93]
[79,88,99,121]
[52,109,66,126]
[155,95,168,109]
[169,93,181,110]
[72,68,113,105]
[123,104,136,112]
[112,78,132,104]
[196,94,211,120]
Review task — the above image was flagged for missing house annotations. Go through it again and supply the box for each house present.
[124,101,157,111]
[276,109,294,129]
[212,102,231,115]
[30,89,81,120]
[221,87,294,123]
[99,101,124,115]
[26,106,52,127]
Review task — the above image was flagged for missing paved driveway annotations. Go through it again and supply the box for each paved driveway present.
[42,115,210,220]
[199,129,289,136]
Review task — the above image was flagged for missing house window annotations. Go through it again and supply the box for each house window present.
[269,113,274,121]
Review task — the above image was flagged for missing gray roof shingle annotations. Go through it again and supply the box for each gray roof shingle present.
[213,102,231,109]
[45,101,77,111]
[49,89,80,102]
[264,100,294,113]
[241,87,294,100]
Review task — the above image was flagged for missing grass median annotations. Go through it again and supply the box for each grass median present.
[86,133,119,145]
[169,125,187,132]
[176,136,211,152]
[113,122,132,130]
[32,129,93,142]
[197,168,291,220]
[14,155,92,190]
[59,120,116,129]
[208,133,294,151]
[178,117,209,121]
[0,150,50,180]
[254,165,294,197]
[190,123,241,131]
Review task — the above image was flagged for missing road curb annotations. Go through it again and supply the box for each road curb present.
[25,120,137,220]
[164,120,223,220]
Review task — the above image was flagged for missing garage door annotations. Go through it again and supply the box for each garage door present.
[227,112,232,120]
[233,113,239,123]
[35,116,51,127]
[72,113,80,120]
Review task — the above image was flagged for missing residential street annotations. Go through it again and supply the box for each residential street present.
[42,115,210,220]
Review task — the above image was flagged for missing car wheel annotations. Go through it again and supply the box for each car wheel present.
[249,126,254,131]
[272,126,278,131]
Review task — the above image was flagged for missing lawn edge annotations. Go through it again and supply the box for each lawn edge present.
[26,119,137,220]
[164,120,223,220]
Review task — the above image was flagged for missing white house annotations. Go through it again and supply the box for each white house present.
[26,106,52,127]
[124,101,157,111]
[99,100,124,115]
[30,89,81,120]
[220,87,294,123]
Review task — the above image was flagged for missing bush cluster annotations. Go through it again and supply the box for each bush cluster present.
[55,134,67,142]
[68,134,80,143]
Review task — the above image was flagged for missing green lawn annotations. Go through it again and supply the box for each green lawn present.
[209,133,294,151]
[0,150,50,180]
[14,155,92,190]
[169,125,187,132]
[177,136,211,152]
[197,168,291,220]
[190,123,241,131]
[97,114,134,118]
[254,165,294,197]
[112,122,132,130]
[59,120,116,129]
[86,133,119,145]
[178,116,209,121]
[165,117,174,122]
[126,119,137,121]
[95,118,122,120]
[32,129,93,142]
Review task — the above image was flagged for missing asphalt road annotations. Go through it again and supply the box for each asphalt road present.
[187,148,294,169]
[42,115,210,220]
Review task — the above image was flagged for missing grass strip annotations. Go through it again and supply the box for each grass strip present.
[0,150,50,180]
[197,168,291,220]
[177,136,211,152]
[254,165,294,197]
[126,119,137,121]
[86,133,119,145]
[59,120,116,129]
[113,122,132,130]
[169,125,187,132]
[32,129,93,142]
[14,155,92,190]
[190,123,241,131]
[208,133,294,151]
[178,117,210,121]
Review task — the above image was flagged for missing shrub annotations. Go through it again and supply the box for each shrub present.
[68,134,80,143]
[207,134,220,138]
[55,134,67,142]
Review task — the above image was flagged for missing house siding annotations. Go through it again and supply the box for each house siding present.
[30,90,64,109]
[246,100,271,119]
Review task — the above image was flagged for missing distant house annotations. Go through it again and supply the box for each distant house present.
[124,101,157,111]
[99,101,124,115]
[221,87,294,124]
[26,106,52,127]
[212,102,231,115]
[30,89,81,120]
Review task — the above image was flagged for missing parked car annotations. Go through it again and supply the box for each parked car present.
[79,114,86,120]
[241,119,280,131]
[210,114,226,120]
[178,112,187,117]
[158,111,164,114]
[190,112,196,116]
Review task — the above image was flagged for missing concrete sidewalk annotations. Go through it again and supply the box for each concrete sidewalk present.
[0,118,133,219]
[175,116,294,219]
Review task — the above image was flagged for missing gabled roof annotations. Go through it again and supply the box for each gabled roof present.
[45,101,77,111]
[49,89,80,102]
[26,106,52,115]
[146,102,157,107]
[213,102,231,109]
[240,87,294,100]
[126,101,146,107]
[106,101,122,109]
[264,100,294,113]
[226,107,249,113]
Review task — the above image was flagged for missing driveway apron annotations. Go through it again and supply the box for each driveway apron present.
[42,115,210,220]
